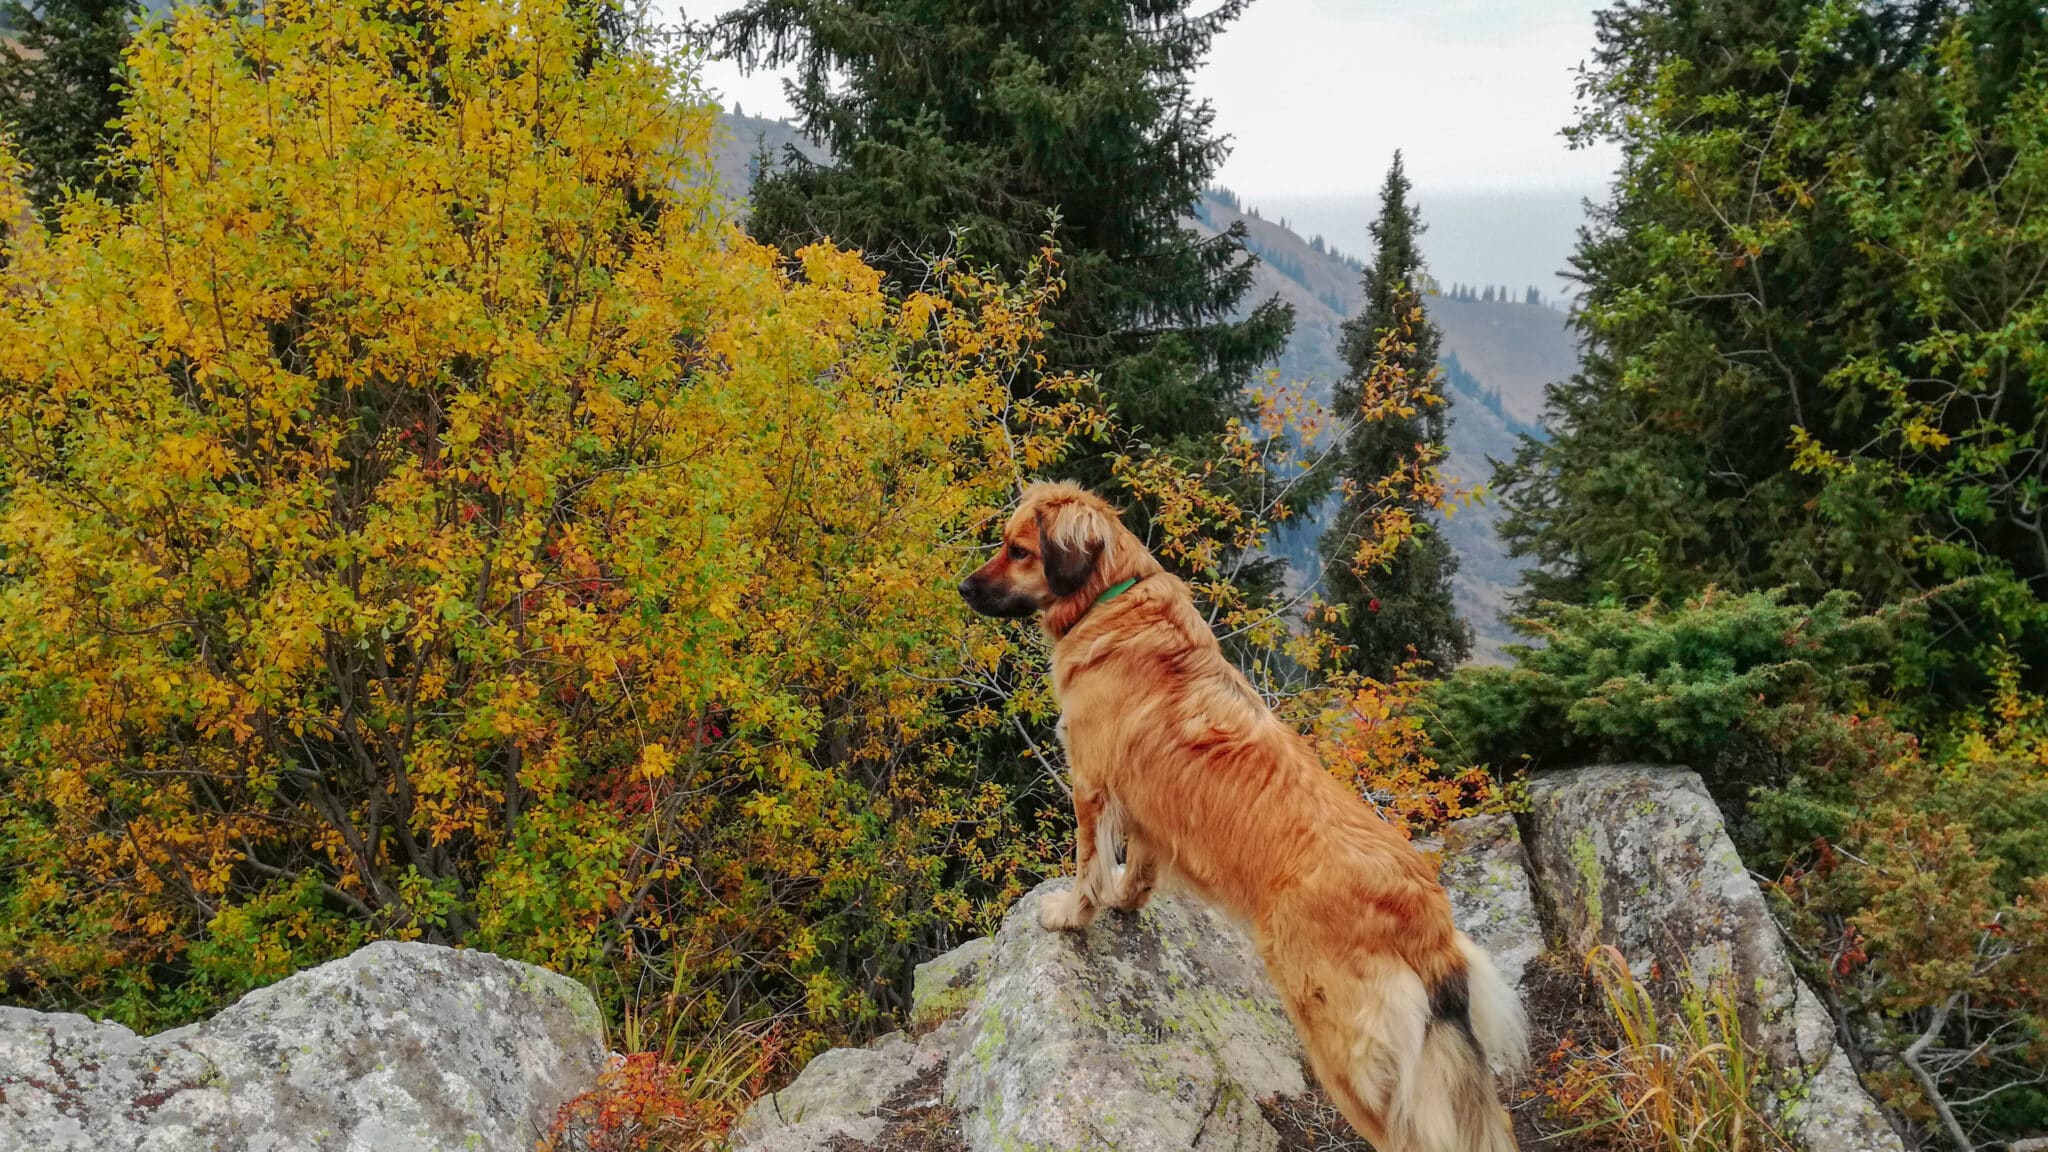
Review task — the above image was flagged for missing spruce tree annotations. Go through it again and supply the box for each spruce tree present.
[0,0,139,214]
[711,0,1292,465]
[1318,152,1468,678]
[1496,0,2048,690]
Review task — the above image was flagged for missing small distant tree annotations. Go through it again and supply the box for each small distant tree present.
[0,0,140,214]
[1318,152,1470,678]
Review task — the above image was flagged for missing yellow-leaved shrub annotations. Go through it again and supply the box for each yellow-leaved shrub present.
[0,0,1071,1038]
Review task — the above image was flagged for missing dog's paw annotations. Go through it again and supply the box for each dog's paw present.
[1036,890,1088,932]
[1112,887,1155,914]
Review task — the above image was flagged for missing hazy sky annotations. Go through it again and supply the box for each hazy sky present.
[678,0,1618,295]
[676,0,1619,201]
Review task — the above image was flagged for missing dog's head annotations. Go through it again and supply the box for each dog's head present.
[959,482,1146,631]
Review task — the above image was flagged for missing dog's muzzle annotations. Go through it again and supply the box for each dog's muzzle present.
[958,575,1039,619]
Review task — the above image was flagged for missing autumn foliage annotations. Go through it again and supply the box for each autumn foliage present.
[0,0,1087,1036]
[0,0,1486,1121]
[542,1036,779,1152]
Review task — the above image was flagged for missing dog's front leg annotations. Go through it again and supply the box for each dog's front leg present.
[1038,787,1110,932]
[1109,831,1159,912]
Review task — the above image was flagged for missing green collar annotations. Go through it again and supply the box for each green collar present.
[1094,577,1138,606]
[1061,576,1141,637]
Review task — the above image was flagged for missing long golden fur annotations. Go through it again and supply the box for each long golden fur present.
[959,481,1527,1152]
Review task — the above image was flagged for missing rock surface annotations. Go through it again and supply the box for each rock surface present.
[1525,763,1905,1152]
[947,884,1308,1152]
[737,1030,959,1152]
[0,940,607,1152]
[909,935,992,1033]
[735,883,1306,1152]
[735,815,1544,1152]
[1428,813,1544,994]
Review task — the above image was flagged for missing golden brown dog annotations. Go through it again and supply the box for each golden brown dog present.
[959,481,1526,1152]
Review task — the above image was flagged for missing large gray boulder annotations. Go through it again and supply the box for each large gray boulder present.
[0,940,606,1152]
[1525,763,1905,1152]
[734,939,992,1152]
[1429,813,1544,995]
[947,883,1308,1152]
[735,1029,958,1152]
[734,816,1543,1152]
[735,883,1306,1152]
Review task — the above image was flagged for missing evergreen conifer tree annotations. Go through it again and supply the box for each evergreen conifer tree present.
[1318,152,1468,678]
[0,0,139,213]
[1496,0,2048,689]
[712,0,1292,466]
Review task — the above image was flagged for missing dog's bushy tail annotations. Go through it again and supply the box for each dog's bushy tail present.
[1384,934,1528,1152]
[1455,931,1529,1076]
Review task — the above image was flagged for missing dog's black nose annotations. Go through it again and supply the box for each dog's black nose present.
[957,577,976,600]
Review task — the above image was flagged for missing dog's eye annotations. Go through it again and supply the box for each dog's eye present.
[1007,544,1031,562]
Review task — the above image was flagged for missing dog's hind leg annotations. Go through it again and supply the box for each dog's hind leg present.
[1262,912,1511,1152]
[1262,945,1407,1151]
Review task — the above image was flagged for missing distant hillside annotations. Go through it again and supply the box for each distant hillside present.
[707,112,830,208]
[1193,189,1578,662]
[1257,188,1595,324]
[1424,295,1573,427]
[709,125,1580,661]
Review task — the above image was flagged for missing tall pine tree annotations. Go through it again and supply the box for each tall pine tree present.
[711,0,1292,465]
[1319,153,1468,678]
[0,0,139,214]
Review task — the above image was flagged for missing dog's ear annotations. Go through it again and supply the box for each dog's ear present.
[1038,502,1109,597]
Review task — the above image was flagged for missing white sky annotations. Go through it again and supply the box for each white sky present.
[675,0,1618,201]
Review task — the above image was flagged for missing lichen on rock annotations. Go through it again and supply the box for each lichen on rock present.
[1525,763,1906,1152]
[735,818,1547,1152]
[1425,813,1544,994]
[911,936,994,1033]
[946,882,1307,1152]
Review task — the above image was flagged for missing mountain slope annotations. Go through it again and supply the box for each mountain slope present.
[1425,296,1574,427]
[1193,189,1577,662]
[707,117,1579,662]
[706,112,831,206]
